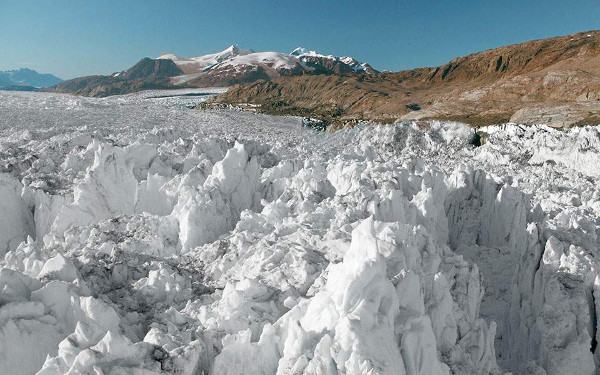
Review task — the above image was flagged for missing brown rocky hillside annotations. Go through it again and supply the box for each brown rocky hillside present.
[214,30,600,127]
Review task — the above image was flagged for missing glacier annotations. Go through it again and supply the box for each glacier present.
[1,90,600,374]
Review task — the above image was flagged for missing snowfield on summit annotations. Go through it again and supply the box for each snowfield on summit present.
[2,88,600,375]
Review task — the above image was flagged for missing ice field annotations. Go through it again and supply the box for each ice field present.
[1,90,600,374]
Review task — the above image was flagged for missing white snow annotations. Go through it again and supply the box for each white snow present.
[1,90,600,374]
[160,45,373,83]
[211,52,301,71]
[290,46,373,73]
[159,45,253,73]
[290,47,335,59]
[159,46,301,83]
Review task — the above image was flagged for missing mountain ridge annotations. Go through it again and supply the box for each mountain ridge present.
[51,46,375,97]
[47,30,600,127]
[0,68,62,89]
[213,30,600,128]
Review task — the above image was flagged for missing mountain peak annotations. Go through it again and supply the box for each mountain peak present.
[158,53,183,61]
[8,67,36,74]
[210,45,255,62]
[290,47,324,58]
[223,45,239,54]
[0,68,62,88]
[54,45,377,97]
[290,47,309,56]
[289,48,375,74]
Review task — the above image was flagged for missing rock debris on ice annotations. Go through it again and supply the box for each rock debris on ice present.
[2,90,600,374]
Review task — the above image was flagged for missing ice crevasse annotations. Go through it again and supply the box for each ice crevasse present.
[2,119,600,374]
[212,165,497,375]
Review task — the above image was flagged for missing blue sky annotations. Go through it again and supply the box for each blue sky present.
[1,0,600,79]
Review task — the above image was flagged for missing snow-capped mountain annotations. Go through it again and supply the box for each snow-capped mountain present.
[219,30,600,127]
[53,45,377,97]
[290,47,377,74]
[158,45,254,74]
[158,45,377,86]
[160,46,306,87]
[0,68,63,89]
[162,45,375,75]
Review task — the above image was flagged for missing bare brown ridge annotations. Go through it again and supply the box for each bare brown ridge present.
[213,30,600,127]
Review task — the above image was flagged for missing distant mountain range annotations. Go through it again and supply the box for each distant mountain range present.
[0,68,62,90]
[38,30,600,127]
[50,46,376,97]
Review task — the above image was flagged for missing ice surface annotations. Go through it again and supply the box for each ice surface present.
[2,91,600,374]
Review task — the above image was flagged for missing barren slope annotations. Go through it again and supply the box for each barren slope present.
[215,30,600,127]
